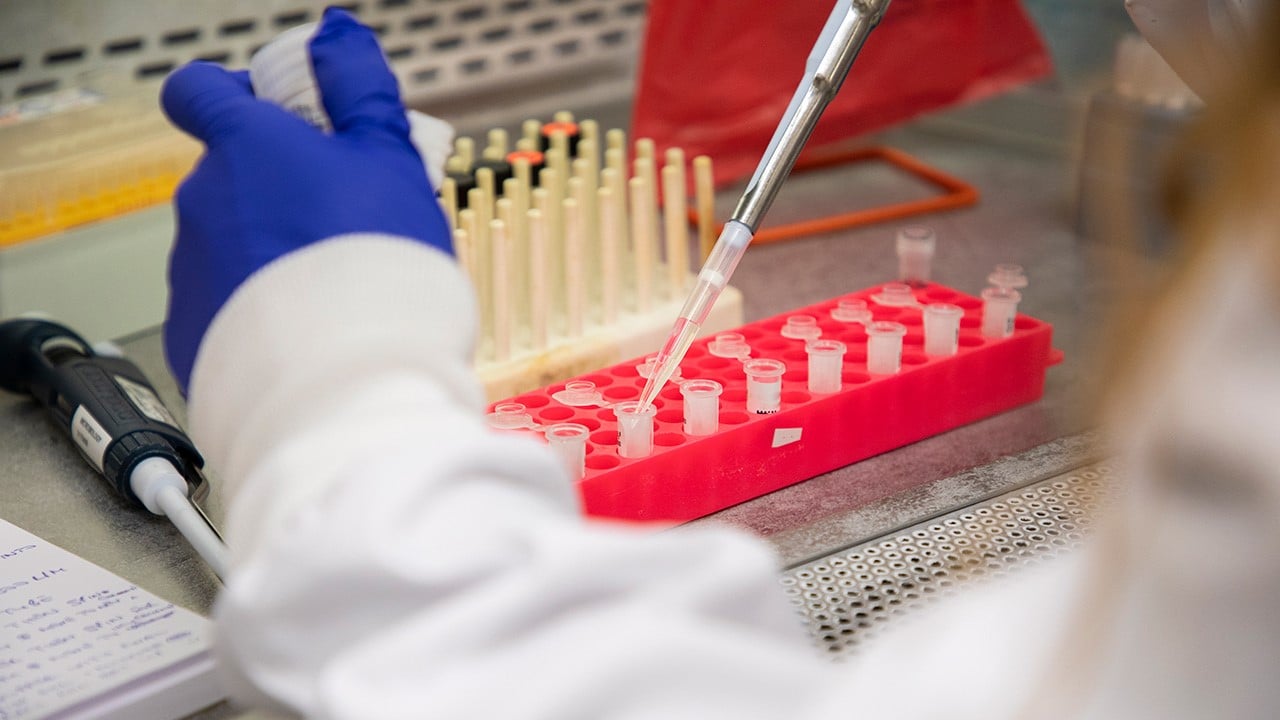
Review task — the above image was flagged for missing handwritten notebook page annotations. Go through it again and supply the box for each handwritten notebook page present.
[0,519,224,720]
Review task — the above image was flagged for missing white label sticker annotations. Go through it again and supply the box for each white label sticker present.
[114,375,178,427]
[71,406,112,473]
[772,427,803,448]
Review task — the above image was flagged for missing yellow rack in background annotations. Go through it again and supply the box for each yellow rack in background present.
[0,86,200,248]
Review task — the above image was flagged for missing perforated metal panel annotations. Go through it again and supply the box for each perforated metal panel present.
[781,462,1117,657]
[0,0,646,106]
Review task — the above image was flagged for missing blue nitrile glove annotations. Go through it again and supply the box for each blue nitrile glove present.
[161,7,451,392]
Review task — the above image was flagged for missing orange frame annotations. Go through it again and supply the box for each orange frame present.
[693,145,979,247]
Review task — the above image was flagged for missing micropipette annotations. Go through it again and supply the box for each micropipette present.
[637,0,892,410]
[0,318,229,581]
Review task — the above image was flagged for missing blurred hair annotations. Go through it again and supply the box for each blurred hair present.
[1100,0,1280,415]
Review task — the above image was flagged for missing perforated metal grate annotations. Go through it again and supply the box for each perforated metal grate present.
[781,462,1117,657]
[0,0,646,106]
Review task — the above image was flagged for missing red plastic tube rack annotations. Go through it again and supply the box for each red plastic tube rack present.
[490,282,1062,523]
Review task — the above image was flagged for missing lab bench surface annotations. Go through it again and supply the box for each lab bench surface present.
[0,117,1113,718]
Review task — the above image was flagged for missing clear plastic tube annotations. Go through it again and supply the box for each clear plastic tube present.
[872,282,920,308]
[896,226,936,286]
[981,287,1022,339]
[830,297,872,325]
[806,339,847,394]
[923,303,964,356]
[781,315,822,341]
[486,403,538,431]
[743,358,787,414]
[614,401,658,458]
[680,379,723,436]
[708,332,751,360]
[867,321,907,374]
[545,423,589,479]
[552,380,604,407]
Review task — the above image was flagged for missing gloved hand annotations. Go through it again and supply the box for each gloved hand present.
[161,7,451,392]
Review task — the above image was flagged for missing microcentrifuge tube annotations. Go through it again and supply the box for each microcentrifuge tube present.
[806,339,847,394]
[680,379,723,436]
[743,358,786,414]
[981,287,1022,339]
[614,401,657,458]
[545,423,589,479]
[709,332,751,360]
[830,297,872,324]
[866,321,907,374]
[486,403,538,432]
[637,356,682,382]
[896,226,936,286]
[552,380,604,407]
[923,303,964,356]
[780,315,822,341]
[987,263,1028,291]
[872,282,919,308]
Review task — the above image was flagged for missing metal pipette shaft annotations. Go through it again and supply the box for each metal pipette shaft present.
[638,0,892,409]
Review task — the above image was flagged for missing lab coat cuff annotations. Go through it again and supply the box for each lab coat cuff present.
[185,234,481,496]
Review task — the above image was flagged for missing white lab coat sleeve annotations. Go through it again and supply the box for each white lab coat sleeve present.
[184,234,844,719]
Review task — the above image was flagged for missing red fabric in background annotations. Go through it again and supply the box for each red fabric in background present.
[631,0,1053,186]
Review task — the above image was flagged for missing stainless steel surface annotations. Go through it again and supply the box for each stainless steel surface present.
[782,458,1118,656]
[732,0,889,232]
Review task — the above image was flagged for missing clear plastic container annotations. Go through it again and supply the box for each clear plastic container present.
[830,297,872,324]
[981,287,1022,339]
[545,423,589,479]
[867,321,907,374]
[708,332,751,360]
[680,379,724,436]
[743,358,786,414]
[780,315,821,341]
[552,380,604,407]
[614,401,657,458]
[806,339,847,394]
[486,403,538,432]
[895,226,936,286]
[923,303,963,356]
